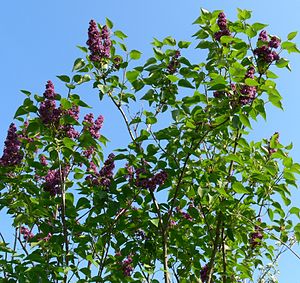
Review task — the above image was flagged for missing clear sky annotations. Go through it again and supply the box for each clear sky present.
[1,0,300,281]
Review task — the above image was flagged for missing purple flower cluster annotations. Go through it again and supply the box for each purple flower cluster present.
[176,207,193,222]
[20,226,34,241]
[83,113,104,139]
[200,264,208,282]
[86,20,112,62]
[43,232,52,242]
[239,66,257,105]
[43,166,69,196]
[0,123,23,167]
[43,169,61,196]
[39,155,48,166]
[167,50,180,74]
[99,153,115,187]
[135,168,168,191]
[39,81,61,125]
[86,154,115,188]
[249,225,263,248]
[83,146,95,159]
[214,12,231,41]
[43,80,56,99]
[121,256,134,277]
[60,105,80,139]
[254,30,280,64]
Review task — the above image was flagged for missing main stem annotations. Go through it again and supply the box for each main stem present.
[58,153,69,283]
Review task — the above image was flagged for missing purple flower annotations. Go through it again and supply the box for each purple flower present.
[0,123,23,167]
[269,36,281,49]
[254,32,281,65]
[217,12,227,30]
[214,12,231,41]
[83,113,104,139]
[258,30,268,42]
[43,166,69,196]
[39,99,61,125]
[39,155,48,166]
[121,256,134,277]
[43,80,56,99]
[200,265,208,282]
[86,20,111,62]
[20,226,34,241]
[99,153,115,187]
[167,51,181,74]
[83,146,95,159]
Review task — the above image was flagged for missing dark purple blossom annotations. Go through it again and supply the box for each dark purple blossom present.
[83,113,104,139]
[135,168,168,191]
[83,146,95,159]
[269,36,281,49]
[200,264,208,282]
[43,166,69,196]
[43,80,56,99]
[214,12,231,41]
[167,50,181,74]
[86,20,111,62]
[258,30,268,42]
[86,154,115,188]
[39,99,61,124]
[99,153,115,187]
[254,31,281,65]
[239,67,257,105]
[217,12,227,30]
[39,155,48,166]
[121,256,134,277]
[20,226,34,241]
[0,123,23,166]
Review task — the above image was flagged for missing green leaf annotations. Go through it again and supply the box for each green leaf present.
[287,31,298,40]
[63,137,77,149]
[237,8,252,20]
[118,42,127,52]
[114,30,128,40]
[77,45,88,53]
[239,113,252,129]
[245,78,258,86]
[153,48,164,60]
[72,58,85,71]
[178,79,194,89]
[275,58,289,68]
[57,75,70,83]
[178,41,191,49]
[281,41,300,53]
[60,98,72,109]
[150,218,159,227]
[163,36,176,46]
[126,70,139,82]
[20,90,31,96]
[232,182,250,194]
[252,22,268,32]
[130,50,142,60]
[105,18,113,29]
[167,75,179,82]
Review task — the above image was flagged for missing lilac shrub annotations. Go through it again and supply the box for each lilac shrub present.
[0,8,299,283]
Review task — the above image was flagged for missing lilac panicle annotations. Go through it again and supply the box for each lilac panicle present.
[43,80,56,99]
[86,20,111,61]
[39,81,61,124]
[84,113,104,139]
[258,30,268,42]
[0,123,23,166]
[214,12,231,41]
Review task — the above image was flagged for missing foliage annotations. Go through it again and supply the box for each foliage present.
[0,8,300,283]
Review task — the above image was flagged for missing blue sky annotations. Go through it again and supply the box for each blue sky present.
[1,0,300,281]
